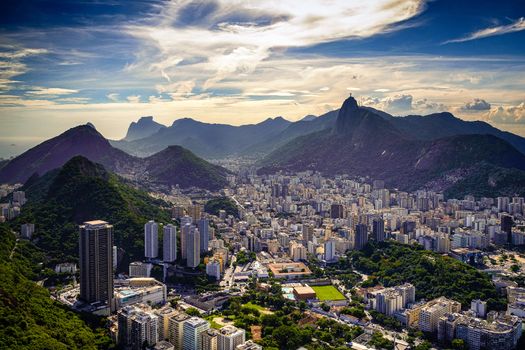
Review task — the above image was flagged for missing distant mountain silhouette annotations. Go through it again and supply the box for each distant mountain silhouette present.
[122,116,166,141]
[112,100,525,160]
[111,116,292,158]
[0,125,228,191]
[259,96,525,196]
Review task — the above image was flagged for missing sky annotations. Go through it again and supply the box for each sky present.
[1,0,525,157]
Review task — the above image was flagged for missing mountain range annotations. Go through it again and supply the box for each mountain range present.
[0,124,229,191]
[2,95,525,197]
[111,102,525,162]
[258,96,525,197]
[111,116,293,158]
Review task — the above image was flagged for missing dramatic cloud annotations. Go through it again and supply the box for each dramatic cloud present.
[126,0,426,90]
[460,98,491,112]
[445,17,525,44]
[487,103,525,124]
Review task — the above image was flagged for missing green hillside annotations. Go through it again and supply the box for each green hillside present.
[11,156,170,268]
[0,224,112,349]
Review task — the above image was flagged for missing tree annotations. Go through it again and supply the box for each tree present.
[452,338,467,350]
[186,307,201,317]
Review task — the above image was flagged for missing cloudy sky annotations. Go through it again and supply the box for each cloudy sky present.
[1,0,525,157]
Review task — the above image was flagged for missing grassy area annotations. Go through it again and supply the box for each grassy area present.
[312,285,345,301]
[244,302,265,311]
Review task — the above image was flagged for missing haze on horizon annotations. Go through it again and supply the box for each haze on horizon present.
[1,0,525,158]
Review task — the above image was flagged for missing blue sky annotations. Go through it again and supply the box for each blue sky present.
[1,0,525,157]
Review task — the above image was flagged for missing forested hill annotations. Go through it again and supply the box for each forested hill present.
[11,156,170,268]
[348,241,506,310]
[0,224,113,349]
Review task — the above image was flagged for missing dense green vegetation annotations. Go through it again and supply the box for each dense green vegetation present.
[218,284,363,350]
[10,156,170,269]
[349,241,506,310]
[0,224,113,349]
[204,196,239,218]
[235,250,256,265]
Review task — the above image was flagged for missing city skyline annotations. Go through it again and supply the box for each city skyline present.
[1,0,525,155]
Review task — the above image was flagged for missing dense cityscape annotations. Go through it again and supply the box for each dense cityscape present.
[2,165,525,349]
[2,1,525,349]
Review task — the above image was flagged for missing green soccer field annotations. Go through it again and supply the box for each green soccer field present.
[311,285,346,301]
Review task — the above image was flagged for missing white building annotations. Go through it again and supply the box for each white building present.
[182,317,209,350]
[163,224,177,263]
[187,227,201,268]
[145,220,159,259]
[218,325,245,350]
[206,259,221,280]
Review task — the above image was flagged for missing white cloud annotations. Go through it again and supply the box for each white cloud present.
[126,0,426,90]
[26,87,79,96]
[487,103,525,124]
[0,47,49,91]
[360,93,447,115]
[444,17,525,44]
[106,93,120,102]
[126,95,142,103]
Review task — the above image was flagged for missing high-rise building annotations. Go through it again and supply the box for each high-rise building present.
[187,227,201,268]
[206,259,221,280]
[20,223,34,239]
[154,307,179,341]
[145,220,159,259]
[324,240,336,261]
[180,217,193,259]
[118,305,137,347]
[330,204,344,219]
[168,313,190,349]
[372,218,385,242]
[201,329,219,350]
[131,312,158,350]
[182,317,209,350]
[79,220,114,312]
[218,325,245,350]
[198,218,210,253]
[355,224,368,250]
[418,297,461,333]
[163,224,177,262]
[302,224,314,246]
[501,215,514,244]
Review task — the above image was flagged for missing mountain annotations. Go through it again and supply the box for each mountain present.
[0,124,138,184]
[111,116,292,158]
[259,96,525,196]
[242,109,339,156]
[381,112,525,155]
[143,146,229,190]
[122,116,166,141]
[12,156,170,266]
[0,125,229,191]
[300,115,317,122]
